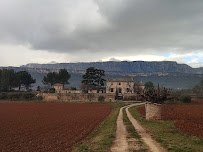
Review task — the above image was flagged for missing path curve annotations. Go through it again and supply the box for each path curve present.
[110,105,129,152]
[126,104,167,152]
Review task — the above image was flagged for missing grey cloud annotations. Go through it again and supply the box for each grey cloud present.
[0,0,203,56]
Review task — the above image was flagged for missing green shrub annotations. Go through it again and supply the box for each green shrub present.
[49,88,56,93]
[98,96,105,102]
[35,96,43,101]
[0,93,8,99]
[8,93,22,101]
[179,95,191,103]
[22,93,35,100]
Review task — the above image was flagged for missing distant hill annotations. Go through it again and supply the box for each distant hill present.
[21,61,203,74]
[1,61,203,90]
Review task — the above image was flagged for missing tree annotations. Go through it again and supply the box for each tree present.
[193,79,203,97]
[145,81,154,89]
[42,72,58,87]
[16,71,36,91]
[81,67,105,90]
[143,84,171,104]
[42,69,71,87]
[37,86,41,91]
[57,69,71,85]
[1,69,18,91]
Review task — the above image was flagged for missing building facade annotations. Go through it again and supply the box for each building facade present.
[54,83,82,94]
[106,78,135,94]
[53,78,145,100]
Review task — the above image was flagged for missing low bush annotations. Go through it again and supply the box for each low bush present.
[179,95,191,103]
[23,93,35,100]
[49,88,56,93]
[8,93,22,101]
[35,96,43,101]
[98,96,105,102]
[0,93,8,99]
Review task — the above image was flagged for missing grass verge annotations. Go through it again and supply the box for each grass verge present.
[129,105,203,152]
[123,108,148,152]
[73,102,127,152]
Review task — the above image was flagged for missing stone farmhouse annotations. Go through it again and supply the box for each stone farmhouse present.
[48,77,145,102]
[106,78,135,94]
[106,78,145,100]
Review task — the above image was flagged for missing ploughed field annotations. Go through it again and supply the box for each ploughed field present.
[137,99,203,139]
[0,103,112,152]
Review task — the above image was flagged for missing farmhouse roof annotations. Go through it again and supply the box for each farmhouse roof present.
[135,81,144,86]
[106,77,134,82]
[53,83,64,86]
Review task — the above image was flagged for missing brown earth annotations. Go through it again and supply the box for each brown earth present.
[137,99,203,139]
[0,103,112,152]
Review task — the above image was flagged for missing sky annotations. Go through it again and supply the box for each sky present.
[0,0,203,68]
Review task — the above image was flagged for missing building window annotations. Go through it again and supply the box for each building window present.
[111,82,113,85]
[118,88,122,93]
[111,88,114,92]
[127,88,129,93]
[118,82,121,85]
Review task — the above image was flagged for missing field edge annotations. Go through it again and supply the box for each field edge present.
[73,103,127,152]
[129,105,203,152]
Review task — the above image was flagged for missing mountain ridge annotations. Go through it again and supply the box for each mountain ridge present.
[1,64,203,90]
[21,61,203,74]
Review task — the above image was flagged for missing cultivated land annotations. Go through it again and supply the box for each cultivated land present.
[74,103,127,152]
[137,99,203,138]
[130,99,203,152]
[0,103,112,152]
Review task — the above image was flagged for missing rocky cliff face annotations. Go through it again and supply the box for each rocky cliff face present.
[21,61,203,74]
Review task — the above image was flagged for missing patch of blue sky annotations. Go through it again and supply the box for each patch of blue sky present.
[184,56,203,63]
[184,56,194,62]
[162,53,172,57]
[197,57,203,62]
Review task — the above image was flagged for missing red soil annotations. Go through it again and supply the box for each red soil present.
[137,99,203,139]
[0,103,112,152]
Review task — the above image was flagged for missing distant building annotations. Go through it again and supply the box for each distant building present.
[54,83,82,94]
[106,78,144,97]
[106,78,135,94]
[88,87,106,94]
[53,77,145,100]
[134,81,145,91]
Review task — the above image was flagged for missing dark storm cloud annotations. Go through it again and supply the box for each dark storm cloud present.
[0,0,203,56]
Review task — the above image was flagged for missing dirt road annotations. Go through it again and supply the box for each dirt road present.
[126,104,167,152]
[110,106,129,152]
[111,103,167,152]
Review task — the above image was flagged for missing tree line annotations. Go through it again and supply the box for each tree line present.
[0,67,105,92]
[0,69,35,92]
[2,67,202,97]
[42,67,105,91]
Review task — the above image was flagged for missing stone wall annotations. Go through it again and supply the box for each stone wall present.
[39,93,116,102]
[40,93,59,101]
[60,90,82,94]
[145,102,162,120]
